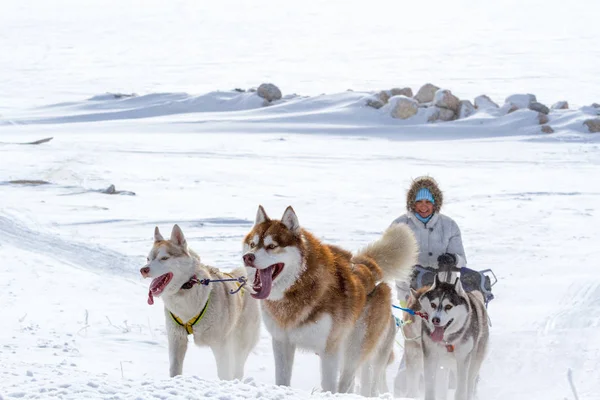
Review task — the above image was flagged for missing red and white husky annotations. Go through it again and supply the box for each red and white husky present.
[242,205,417,395]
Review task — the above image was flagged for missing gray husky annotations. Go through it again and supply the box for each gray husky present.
[417,275,489,400]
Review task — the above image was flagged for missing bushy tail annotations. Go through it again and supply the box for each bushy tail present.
[354,224,418,284]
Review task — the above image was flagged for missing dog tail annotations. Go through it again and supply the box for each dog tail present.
[354,223,418,284]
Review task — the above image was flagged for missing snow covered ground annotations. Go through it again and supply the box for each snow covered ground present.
[1,0,600,399]
[1,97,599,398]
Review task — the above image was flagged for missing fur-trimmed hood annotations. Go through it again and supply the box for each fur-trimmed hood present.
[406,176,444,213]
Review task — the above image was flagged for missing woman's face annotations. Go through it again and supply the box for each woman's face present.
[414,199,434,218]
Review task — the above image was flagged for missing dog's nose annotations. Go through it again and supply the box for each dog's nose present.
[432,317,441,325]
[140,266,150,278]
[243,253,255,266]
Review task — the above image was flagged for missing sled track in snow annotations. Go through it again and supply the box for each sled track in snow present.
[0,213,139,278]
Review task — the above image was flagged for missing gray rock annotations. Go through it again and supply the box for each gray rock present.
[366,98,385,109]
[390,87,413,98]
[433,89,460,114]
[474,95,499,110]
[257,83,282,102]
[458,100,476,119]
[541,125,554,134]
[427,106,456,122]
[583,118,600,133]
[505,93,537,109]
[551,101,569,110]
[101,184,136,196]
[389,96,419,119]
[529,101,550,115]
[414,83,440,103]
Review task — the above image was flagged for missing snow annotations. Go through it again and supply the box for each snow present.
[1,1,600,399]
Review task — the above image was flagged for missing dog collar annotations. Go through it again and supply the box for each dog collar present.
[181,275,200,290]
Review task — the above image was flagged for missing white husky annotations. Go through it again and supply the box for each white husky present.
[141,224,260,379]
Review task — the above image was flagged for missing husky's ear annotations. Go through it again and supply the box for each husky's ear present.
[255,205,270,226]
[410,288,419,300]
[281,206,300,234]
[432,273,440,289]
[170,224,187,248]
[154,226,165,242]
[455,277,467,296]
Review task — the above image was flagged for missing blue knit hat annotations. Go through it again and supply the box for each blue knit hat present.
[415,187,435,204]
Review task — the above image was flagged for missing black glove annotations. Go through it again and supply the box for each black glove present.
[437,253,457,269]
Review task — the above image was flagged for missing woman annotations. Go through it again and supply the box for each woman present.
[391,176,467,301]
[391,176,493,397]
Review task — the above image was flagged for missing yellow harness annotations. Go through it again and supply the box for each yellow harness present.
[169,273,244,335]
[169,293,211,335]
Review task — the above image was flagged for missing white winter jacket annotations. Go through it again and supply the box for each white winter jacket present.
[391,212,467,269]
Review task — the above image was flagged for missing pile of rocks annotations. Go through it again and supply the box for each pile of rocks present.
[366,83,600,134]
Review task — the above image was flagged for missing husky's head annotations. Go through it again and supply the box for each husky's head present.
[140,224,197,305]
[417,275,469,343]
[242,205,304,301]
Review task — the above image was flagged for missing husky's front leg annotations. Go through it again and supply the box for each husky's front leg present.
[422,341,439,400]
[320,349,341,393]
[272,337,296,386]
[454,351,472,400]
[167,323,188,377]
[212,341,235,380]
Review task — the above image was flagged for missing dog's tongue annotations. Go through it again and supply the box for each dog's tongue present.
[147,290,154,305]
[251,266,274,300]
[431,326,445,342]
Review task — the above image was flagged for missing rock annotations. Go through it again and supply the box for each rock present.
[414,83,440,103]
[101,184,136,196]
[474,95,499,110]
[103,184,116,194]
[389,96,419,119]
[458,100,476,119]
[366,98,385,109]
[506,104,519,114]
[592,103,600,108]
[505,93,537,109]
[257,83,282,102]
[112,93,137,99]
[538,113,549,125]
[378,88,413,104]
[583,118,600,133]
[427,106,456,122]
[552,101,569,110]
[390,87,413,98]
[233,88,245,93]
[378,91,391,104]
[541,125,554,134]
[529,101,550,115]
[433,89,460,114]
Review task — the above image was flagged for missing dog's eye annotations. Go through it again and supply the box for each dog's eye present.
[267,244,277,250]
[444,304,453,311]
[160,256,169,261]
[249,242,256,248]
[430,303,437,309]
